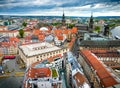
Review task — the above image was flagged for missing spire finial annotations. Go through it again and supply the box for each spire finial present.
[91,11,93,17]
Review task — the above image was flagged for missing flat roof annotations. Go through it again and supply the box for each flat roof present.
[27,67,51,78]
[19,42,61,57]
[81,50,120,87]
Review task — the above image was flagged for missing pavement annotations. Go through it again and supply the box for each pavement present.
[0,56,25,88]
[0,76,23,88]
[61,72,67,88]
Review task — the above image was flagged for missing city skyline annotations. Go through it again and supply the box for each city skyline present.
[0,0,120,17]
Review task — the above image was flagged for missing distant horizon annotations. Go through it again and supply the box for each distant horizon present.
[0,14,120,18]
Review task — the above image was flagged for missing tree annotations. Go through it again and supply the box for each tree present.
[94,26,100,33]
[22,22,27,27]
[19,29,24,38]
[67,23,75,28]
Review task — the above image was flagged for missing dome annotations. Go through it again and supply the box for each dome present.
[40,27,48,31]
[111,26,120,38]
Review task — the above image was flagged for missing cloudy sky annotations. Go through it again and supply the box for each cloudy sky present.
[0,0,120,16]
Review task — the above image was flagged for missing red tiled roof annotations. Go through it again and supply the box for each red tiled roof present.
[56,35,64,40]
[25,36,31,41]
[63,30,69,34]
[0,26,7,28]
[81,50,120,87]
[0,30,18,32]
[53,29,63,35]
[38,34,45,41]
[73,72,85,87]
[9,37,19,42]
[47,54,62,62]
[91,50,116,53]
[0,53,2,57]
[68,38,75,47]
[27,67,51,78]
[1,42,16,47]
[71,27,77,33]
[33,29,41,35]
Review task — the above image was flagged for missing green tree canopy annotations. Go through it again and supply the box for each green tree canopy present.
[22,22,27,27]
[94,26,100,33]
[19,29,24,38]
[67,23,75,28]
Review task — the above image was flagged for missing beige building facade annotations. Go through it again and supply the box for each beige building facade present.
[19,42,69,67]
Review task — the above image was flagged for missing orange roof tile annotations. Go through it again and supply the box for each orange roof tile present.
[25,36,31,40]
[38,34,45,41]
[0,26,7,28]
[33,29,41,35]
[27,67,51,78]
[0,53,3,57]
[81,50,120,87]
[68,38,75,47]
[63,30,69,34]
[56,35,64,40]
[73,72,85,87]
[1,42,16,47]
[0,30,18,32]
[53,29,63,35]
[47,54,62,62]
[9,37,19,42]
[71,27,77,33]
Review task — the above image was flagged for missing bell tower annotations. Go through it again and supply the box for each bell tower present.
[89,12,94,31]
[62,10,66,26]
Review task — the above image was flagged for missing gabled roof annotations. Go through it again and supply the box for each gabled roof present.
[33,29,41,35]
[56,35,64,40]
[73,72,85,87]
[9,37,19,42]
[71,27,77,33]
[81,50,120,87]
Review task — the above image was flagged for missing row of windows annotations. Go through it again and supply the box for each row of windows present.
[33,46,47,50]
[36,49,67,59]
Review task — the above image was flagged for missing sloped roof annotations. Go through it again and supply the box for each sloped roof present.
[73,72,85,87]
[56,35,64,40]
[111,26,120,38]
[80,40,120,47]
[80,50,120,87]
[47,54,61,62]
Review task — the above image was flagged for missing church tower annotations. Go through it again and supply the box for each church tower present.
[62,10,66,26]
[89,12,94,31]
